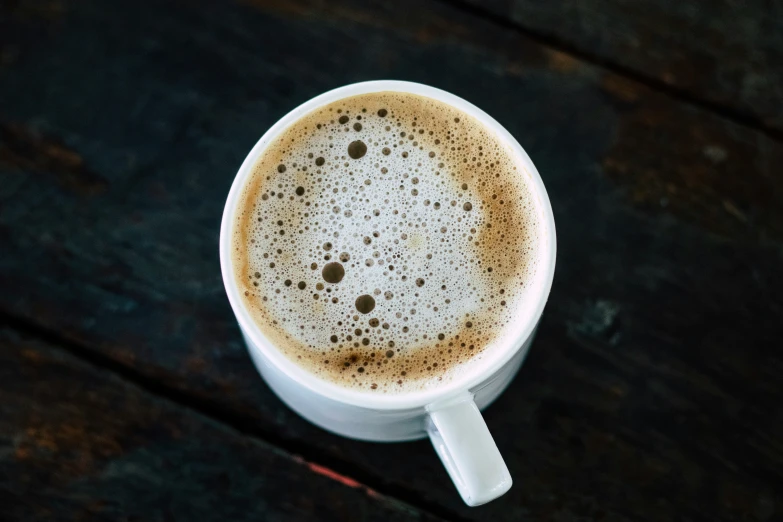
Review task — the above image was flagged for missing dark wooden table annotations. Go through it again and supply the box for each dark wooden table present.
[1,1,781,520]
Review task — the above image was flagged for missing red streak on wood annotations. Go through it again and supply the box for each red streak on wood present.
[306,460,362,488]
[293,456,380,497]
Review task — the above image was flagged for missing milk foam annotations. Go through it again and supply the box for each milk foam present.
[232,92,542,393]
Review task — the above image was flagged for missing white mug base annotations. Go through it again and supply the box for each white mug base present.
[243,326,535,443]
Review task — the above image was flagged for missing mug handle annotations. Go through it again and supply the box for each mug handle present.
[426,392,512,506]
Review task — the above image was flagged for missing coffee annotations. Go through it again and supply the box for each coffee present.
[231,92,543,393]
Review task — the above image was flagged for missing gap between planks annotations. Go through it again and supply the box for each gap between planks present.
[0,311,472,522]
[437,0,783,141]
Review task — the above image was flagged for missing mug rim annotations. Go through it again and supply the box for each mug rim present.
[219,80,557,410]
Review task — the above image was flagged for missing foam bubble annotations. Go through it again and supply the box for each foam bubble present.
[232,92,543,393]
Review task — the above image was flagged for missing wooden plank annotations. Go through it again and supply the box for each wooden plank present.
[460,0,783,135]
[1,0,782,520]
[0,327,443,521]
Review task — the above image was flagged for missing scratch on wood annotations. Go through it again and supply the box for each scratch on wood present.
[293,455,381,498]
[20,348,45,363]
[0,122,107,196]
[722,200,748,223]
[601,74,641,103]
[546,49,581,73]
[15,419,125,478]
[24,427,60,452]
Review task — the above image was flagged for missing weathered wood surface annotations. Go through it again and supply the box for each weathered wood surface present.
[461,0,783,135]
[0,327,443,521]
[1,0,782,520]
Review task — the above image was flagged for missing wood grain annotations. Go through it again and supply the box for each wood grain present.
[1,0,782,520]
[0,327,443,521]
[460,0,783,135]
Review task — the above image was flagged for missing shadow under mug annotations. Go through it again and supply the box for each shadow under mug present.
[220,80,557,506]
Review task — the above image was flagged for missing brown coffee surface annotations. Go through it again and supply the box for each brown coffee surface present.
[232,92,542,393]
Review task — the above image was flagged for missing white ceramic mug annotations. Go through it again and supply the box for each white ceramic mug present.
[220,81,556,506]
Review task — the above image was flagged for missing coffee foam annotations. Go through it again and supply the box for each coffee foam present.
[232,92,542,393]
